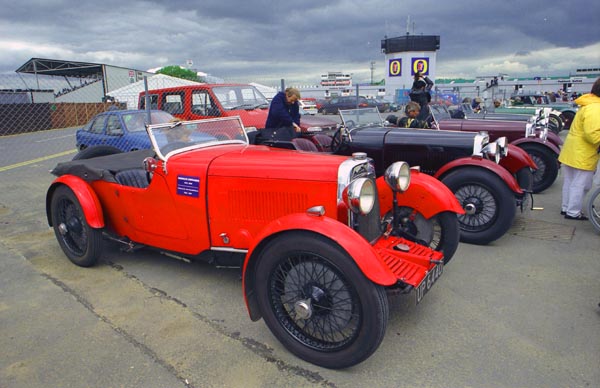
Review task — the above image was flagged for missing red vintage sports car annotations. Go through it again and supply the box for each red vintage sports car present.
[46,117,462,369]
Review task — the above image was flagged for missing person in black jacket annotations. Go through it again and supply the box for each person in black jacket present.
[264,87,301,133]
[409,72,433,121]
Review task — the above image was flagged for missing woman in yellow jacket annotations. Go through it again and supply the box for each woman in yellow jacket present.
[558,78,600,220]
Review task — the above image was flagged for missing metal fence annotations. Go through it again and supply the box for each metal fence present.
[0,70,589,171]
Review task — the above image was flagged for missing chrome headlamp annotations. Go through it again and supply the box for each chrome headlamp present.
[384,161,411,192]
[496,136,508,157]
[482,142,501,164]
[343,178,376,215]
[473,131,490,157]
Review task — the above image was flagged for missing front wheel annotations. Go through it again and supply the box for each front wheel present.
[587,186,600,233]
[387,209,459,264]
[519,143,559,193]
[254,232,388,369]
[442,168,516,245]
[50,185,103,267]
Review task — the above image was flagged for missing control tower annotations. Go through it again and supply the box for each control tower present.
[381,34,440,102]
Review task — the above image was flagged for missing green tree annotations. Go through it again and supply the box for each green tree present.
[156,66,201,82]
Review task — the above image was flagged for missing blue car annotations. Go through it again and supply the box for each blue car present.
[76,110,174,152]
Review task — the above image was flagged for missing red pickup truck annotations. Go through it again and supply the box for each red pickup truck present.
[139,83,338,133]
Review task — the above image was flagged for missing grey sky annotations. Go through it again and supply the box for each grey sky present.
[1,0,599,84]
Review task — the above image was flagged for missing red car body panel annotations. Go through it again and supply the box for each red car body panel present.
[47,175,105,228]
[377,170,465,219]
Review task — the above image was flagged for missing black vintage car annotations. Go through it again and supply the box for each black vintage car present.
[323,108,536,245]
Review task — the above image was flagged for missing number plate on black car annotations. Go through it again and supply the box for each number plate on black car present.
[415,264,443,304]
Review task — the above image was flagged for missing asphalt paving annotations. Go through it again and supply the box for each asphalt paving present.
[0,130,599,388]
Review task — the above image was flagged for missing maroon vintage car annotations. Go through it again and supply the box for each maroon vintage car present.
[389,104,561,193]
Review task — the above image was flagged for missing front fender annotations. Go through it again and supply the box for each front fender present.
[511,138,560,157]
[500,143,538,171]
[242,213,398,321]
[376,171,464,219]
[435,157,523,194]
[46,176,104,228]
[546,131,563,147]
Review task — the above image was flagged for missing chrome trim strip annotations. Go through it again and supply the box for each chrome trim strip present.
[211,247,248,254]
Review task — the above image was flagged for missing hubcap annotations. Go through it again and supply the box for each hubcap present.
[58,222,68,235]
[294,299,312,320]
[464,201,478,215]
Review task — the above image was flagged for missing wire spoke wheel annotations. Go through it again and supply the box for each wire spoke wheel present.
[254,233,388,369]
[269,254,360,351]
[454,183,498,230]
[50,185,102,267]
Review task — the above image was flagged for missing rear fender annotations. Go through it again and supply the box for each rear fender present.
[435,157,523,194]
[46,176,104,228]
[511,138,560,157]
[242,213,397,321]
[500,143,539,171]
[376,171,464,219]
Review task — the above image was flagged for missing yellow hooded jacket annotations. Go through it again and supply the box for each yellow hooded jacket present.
[558,93,600,171]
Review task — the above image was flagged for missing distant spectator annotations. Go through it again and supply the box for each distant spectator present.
[472,97,483,112]
[409,72,434,121]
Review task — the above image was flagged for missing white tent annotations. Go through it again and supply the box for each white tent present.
[108,74,202,109]
[249,82,278,100]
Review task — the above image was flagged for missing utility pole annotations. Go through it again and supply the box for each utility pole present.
[370,61,376,85]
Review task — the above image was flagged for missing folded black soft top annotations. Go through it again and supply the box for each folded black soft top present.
[51,149,154,183]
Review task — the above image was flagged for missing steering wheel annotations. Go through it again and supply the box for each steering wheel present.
[344,120,356,128]
[330,127,349,154]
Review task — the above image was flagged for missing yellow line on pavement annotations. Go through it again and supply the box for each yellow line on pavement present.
[0,149,77,172]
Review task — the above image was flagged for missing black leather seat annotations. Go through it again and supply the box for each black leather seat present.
[114,169,149,188]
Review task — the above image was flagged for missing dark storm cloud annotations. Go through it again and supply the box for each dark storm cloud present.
[1,0,598,83]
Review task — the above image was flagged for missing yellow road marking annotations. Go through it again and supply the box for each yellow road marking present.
[0,149,77,172]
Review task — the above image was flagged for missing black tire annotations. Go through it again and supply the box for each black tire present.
[515,166,533,192]
[560,111,575,130]
[442,168,516,245]
[519,143,559,193]
[587,186,600,234]
[548,113,563,134]
[254,232,388,369]
[72,145,122,160]
[387,209,459,264]
[50,185,103,267]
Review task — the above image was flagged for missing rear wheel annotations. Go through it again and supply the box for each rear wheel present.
[519,143,559,193]
[50,185,103,267]
[442,168,516,245]
[587,186,600,233]
[254,232,388,369]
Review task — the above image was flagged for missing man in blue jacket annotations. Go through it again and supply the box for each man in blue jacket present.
[264,87,302,135]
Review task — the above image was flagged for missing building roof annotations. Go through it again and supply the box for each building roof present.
[15,58,104,77]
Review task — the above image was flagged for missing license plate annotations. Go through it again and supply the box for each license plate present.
[415,264,443,304]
